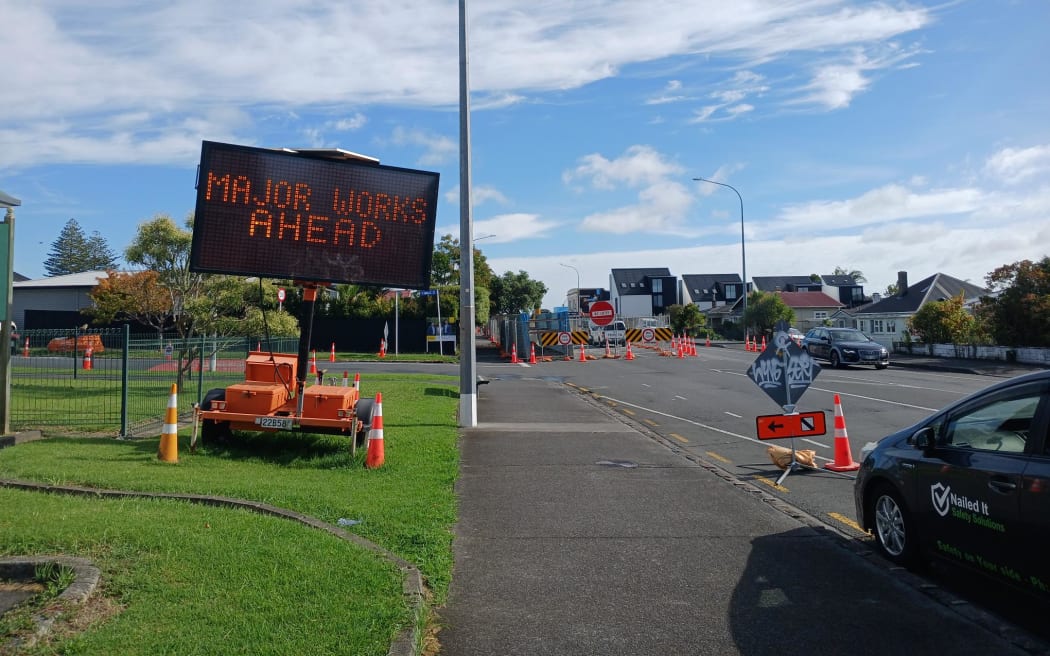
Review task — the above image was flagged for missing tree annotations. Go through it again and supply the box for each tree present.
[980,256,1050,347]
[907,293,983,345]
[490,270,547,315]
[44,218,119,276]
[668,304,706,336]
[743,291,794,335]
[883,283,900,297]
[86,270,173,334]
[833,266,866,283]
[430,234,495,323]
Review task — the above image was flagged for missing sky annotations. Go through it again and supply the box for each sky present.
[2,0,1049,311]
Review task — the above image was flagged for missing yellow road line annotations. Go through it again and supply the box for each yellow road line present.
[705,451,730,463]
[669,433,689,444]
[621,408,636,416]
[643,419,658,427]
[753,476,788,492]
[828,512,865,534]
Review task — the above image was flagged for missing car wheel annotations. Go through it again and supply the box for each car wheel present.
[875,363,888,370]
[869,485,919,568]
[830,351,841,368]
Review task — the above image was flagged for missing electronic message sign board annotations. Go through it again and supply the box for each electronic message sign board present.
[190,141,439,289]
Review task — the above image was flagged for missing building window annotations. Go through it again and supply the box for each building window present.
[857,320,866,332]
[725,285,737,300]
[814,311,828,320]
[872,319,884,333]
[652,279,662,293]
[886,320,896,334]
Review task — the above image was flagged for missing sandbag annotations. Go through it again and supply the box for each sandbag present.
[767,444,817,469]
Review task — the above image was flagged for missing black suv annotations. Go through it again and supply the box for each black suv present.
[802,327,888,369]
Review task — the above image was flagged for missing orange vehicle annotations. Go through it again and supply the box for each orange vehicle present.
[197,284,373,445]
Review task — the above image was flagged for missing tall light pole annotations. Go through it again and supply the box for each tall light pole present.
[559,263,581,315]
[458,0,477,427]
[693,177,746,322]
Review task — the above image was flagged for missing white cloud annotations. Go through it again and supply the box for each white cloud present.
[775,183,985,230]
[646,79,688,105]
[0,1,933,168]
[984,144,1050,184]
[436,213,560,243]
[390,127,457,166]
[443,184,510,206]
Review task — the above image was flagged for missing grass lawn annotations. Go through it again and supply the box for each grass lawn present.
[0,372,460,655]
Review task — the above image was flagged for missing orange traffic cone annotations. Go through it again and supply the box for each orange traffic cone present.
[761,335,767,351]
[158,383,179,463]
[353,372,361,390]
[22,337,29,357]
[309,350,317,374]
[705,337,711,348]
[625,341,635,360]
[365,392,385,469]
[826,394,861,472]
[379,338,386,359]
[529,343,537,364]
[330,342,336,362]
[578,343,586,362]
[604,336,613,358]
[343,371,349,387]
[83,347,93,370]
[511,343,520,363]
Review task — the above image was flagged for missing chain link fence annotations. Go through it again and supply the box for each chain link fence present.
[10,327,299,437]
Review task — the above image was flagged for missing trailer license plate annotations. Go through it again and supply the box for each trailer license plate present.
[256,416,293,430]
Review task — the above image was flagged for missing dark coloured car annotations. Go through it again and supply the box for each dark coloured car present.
[854,370,1050,599]
[802,327,888,369]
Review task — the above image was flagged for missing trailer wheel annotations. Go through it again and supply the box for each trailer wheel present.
[354,398,375,447]
[201,388,231,443]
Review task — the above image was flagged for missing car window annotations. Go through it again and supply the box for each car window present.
[940,391,1043,454]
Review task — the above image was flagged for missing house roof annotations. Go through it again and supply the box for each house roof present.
[820,274,860,286]
[775,291,844,309]
[610,267,672,296]
[13,270,110,288]
[854,272,987,315]
[681,273,741,299]
[752,275,821,292]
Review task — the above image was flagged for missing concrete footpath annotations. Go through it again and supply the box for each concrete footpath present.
[436,345,1047,655]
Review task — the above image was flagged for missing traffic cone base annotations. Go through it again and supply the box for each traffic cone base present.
[826,393,860,471]
[365,392,385,469]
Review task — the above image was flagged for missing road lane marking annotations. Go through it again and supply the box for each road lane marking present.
[828,512,864,534]
[754,476,788,492]
[705,451,731,463]
[621,408,636,416]
[724,411,742,418]
[715,371,939,412]
[801,438,830,449]
[592,394,765,446]
[669,433,689,444]
[643,419,659,427]
[674,395,687,401]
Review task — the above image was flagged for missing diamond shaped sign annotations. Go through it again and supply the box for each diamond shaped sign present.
[746,322,821,412]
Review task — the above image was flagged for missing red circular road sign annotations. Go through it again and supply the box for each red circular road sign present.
[277,288,286,302]
[588,301,615,326]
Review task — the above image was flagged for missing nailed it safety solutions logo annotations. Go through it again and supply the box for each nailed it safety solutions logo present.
[930,482,1005,533]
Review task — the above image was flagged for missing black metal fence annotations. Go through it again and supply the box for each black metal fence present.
[10,327,299,437]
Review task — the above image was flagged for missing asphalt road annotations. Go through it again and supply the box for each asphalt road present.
[465,342,1050,645]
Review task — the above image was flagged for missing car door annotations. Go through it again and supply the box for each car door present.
[811,328,829,360]
[1018,383,1050,598]
[906,381,1044,587]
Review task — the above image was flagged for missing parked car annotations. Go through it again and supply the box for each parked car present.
[854,370,1050,600]
[590,320,627,346]
[787,327,804,346]
[802,327,888,369]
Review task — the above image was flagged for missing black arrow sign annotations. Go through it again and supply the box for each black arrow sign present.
[766,420,784,433]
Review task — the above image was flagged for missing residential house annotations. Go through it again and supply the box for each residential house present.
[851,271,988,348]
[609,268,676,318]
[775,291,844,331]
[753,274,866,308]
[680,273,746,328]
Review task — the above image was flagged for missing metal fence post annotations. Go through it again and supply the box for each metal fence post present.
[120,323,129,437]
[197,333,205,405]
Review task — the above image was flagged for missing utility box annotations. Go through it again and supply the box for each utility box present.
[245,352,298,385]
